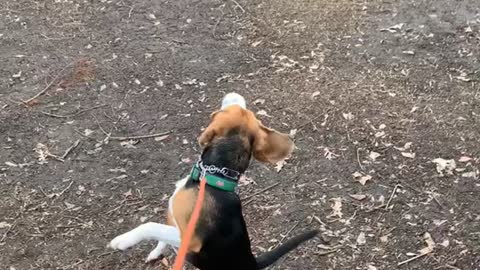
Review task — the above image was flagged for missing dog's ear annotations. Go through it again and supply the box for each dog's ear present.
[252,123,294,164]
[198,110,221,147]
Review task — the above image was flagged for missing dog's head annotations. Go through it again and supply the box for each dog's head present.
[199,93,294,173]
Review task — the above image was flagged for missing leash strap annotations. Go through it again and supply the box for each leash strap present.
[172,170,207,270]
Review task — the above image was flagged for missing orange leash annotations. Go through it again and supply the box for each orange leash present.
[172,177,207,270]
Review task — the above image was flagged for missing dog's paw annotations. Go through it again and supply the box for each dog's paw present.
[108,231,141,250]
[145,242,167,262]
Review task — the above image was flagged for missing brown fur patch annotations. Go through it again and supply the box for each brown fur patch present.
[198,105,294,164]
[170,188,203,252]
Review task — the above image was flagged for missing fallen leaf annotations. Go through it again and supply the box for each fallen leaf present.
[432,158,456,175]
[84,129,94,136]
[64,202,75,209]
[154,135,169,142]
[120,140,138,149]
[369,151,381,161]
[380,235,389,243]
[253,98,265,105]
[459,156,472,162]
[419,232,435,255]
[342,112,354,120]
[275,160,286,172]
[375,131,385,138]
[401,152,416,159]
[12,71,22,78]
[352,171,363,178]
[311,91,320,99]
[327,198,343,218]
[257,110,271,117]
[356,232,366,245]
[353,173,372,185]
[394,142,412,151]
[349,194,367,201]
[0,222,11,229]
[123,189,133,198]
[462,171,477,178]
[289,129,297,138]
[440,239,450,247]
[368,265,378,270]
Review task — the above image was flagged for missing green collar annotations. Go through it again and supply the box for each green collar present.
[190,164,239,192]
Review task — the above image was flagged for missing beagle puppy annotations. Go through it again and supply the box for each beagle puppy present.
[109,93,318,269]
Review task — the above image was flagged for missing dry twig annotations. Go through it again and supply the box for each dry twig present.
[397,252,429,266]
[231,0,245,13]
[385,184,402,210]
[0,222,16,242]
[109,131,171,141]
[62,140,81,159]
[22,62,74,104]
[242,182,280,201]
[41,104,107,118]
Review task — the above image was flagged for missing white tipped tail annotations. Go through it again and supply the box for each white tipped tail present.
[221,92,246,109]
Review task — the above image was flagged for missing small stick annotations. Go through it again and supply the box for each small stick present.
[212,7,225,38]
[92,114,110,137]
[276,219,301,247]
[109,131,171,141]
[356,148,365,171]
[41,104,107,118]
[58,181,74,197]
[128,5,134,18]
[62,140,81,159]
[0,104,9,112]
[397,252,429,266]
[40,111,68,118]
[106,200,127,215]
[431,194,444,209]
[399,180,422,193]
[296,114,324,131]
[97,251,115,258]
[0,222,17,242]
[22,62,74,104]
[46,152,65,162]
[231,0,245,13]
[243,198,255,206]
[366,203,386,213]
[242,182,280,201]
[445,264,462,270]
[313,215,327,226]
[71,104,107,117]
[315,249,339,256]
[385,184,401,210]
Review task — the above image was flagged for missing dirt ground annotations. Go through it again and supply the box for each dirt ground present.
[1,0,479,269]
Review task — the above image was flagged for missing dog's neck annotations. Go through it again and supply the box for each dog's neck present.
[199,133,252,175]
[191,133,252,192]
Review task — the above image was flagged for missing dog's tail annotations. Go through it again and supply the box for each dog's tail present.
[255,230,319,269]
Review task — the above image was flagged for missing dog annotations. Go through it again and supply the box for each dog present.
[109,93,318,269]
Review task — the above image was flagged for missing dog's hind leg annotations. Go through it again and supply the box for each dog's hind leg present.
[145,241,167,262]
[109,222,180,251]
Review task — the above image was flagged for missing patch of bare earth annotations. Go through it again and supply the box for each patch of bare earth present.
[1,0,479,269]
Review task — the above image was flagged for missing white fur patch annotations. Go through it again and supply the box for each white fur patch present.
[221,92,246,110]
[168,176,189,228]
[109,222,180,250]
